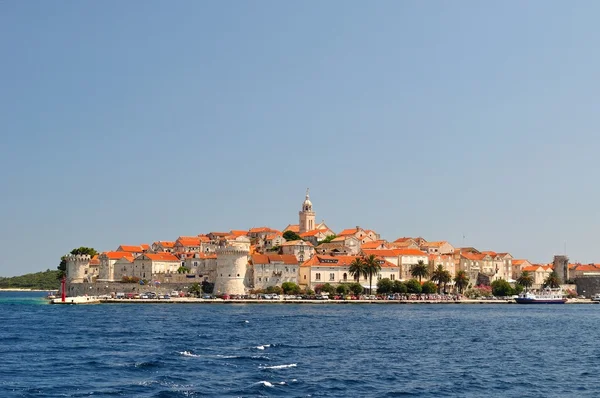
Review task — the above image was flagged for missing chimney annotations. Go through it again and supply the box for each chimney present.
[356,226,360,231]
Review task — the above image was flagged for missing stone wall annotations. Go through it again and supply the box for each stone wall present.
[575,277,600,298]
[67,281,198,297]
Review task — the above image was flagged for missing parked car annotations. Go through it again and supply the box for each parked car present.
[202,294,214,299]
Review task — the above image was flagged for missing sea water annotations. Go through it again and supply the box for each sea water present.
[0,291,598,397]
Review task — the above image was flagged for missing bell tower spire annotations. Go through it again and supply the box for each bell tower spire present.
[299,188,315,233]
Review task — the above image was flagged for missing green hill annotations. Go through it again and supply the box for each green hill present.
[0,270,60,290]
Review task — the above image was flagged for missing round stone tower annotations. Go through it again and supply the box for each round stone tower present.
[65,254,91,284]
[214,237,250,295]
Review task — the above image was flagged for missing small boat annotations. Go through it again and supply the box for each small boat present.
[515,289,567,304]
[592,294,600,303]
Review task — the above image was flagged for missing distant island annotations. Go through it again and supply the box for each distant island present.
[0,270,60,291]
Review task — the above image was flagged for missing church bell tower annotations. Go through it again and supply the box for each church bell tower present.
[299,188,315,234]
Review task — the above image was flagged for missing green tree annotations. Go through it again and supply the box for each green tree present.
[177,266,190,274]
[319,235,337,244]
[189,282,202,297]
[319,283,336,295]
[283,231,302,241]
[453,270,470,294]
[422,281,437,294]
[201,281,214,294]
[430,264,452,293]
[268,245,281,252]
[336,284,350,295]
[348,282,364,295]
[363,255,382,294]
[516,271,534,292]
[491,279,513,296]
[266,285,283,294]
[281,282,301,294]
[543,271,561,288]
[349,257,367,285]
[513,283,524,295]
[410,260,429,282]
[57,247,98,280]
[406,279,422,295]
[376,278,394,294]
[392,280,407,295]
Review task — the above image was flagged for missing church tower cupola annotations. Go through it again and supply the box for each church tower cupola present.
[299,188,316,234]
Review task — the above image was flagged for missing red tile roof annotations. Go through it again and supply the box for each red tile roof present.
[338,228,361,236]
[142,253,180,262]
[176,237,201,246]
[118,245,146,253]
[230,230,249,237]
[251,254,298,265]
[156,241,175,248]
[103,251,135,260]
[361,240,388,249]
[362,249,426,257]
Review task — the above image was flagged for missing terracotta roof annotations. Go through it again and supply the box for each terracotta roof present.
[230,230,249,237]
[141,253,180,262]
[249,227,281,234]
[522,265,547,272]
[460,252,487,261]
[421,241,448,248]
[302,255,396,268]
[331,236,347,242]
[89,255,100,265]
[176,237,201,246]
[265,233,282,240]
[362,249,426,257]
[103,251,134,260]
[118,245,145,253]
[140,244,149,250]
[299,229,326,237]
[512,259,527,266]
[156,241,175,248]
[251,254,298,265]
[571,264,600,272]
[198,236,210,242]
[284,224,300,233]
[338,228,362,236]
[394,237,414,243]
[281,240,314,247]
[361,241,389,249]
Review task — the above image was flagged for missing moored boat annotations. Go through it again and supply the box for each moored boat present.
[515,289,567,304]
[592,294,600,303]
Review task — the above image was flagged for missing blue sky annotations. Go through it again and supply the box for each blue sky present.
[1,1,599,276]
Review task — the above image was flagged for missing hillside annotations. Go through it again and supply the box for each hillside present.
[0,270,60,290]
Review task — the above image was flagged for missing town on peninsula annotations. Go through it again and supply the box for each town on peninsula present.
[61,190,600,302]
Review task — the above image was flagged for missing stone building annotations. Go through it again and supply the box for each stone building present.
[250,254,299,290]
[299,189,316,233]
[213,236,251,295]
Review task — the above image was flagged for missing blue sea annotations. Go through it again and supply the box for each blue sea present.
[1,291,598,397]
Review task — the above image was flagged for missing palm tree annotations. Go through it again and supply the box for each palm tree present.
[516,271,534,292]
[543,271,560,289]
[411,260,429,282]
[453,270,469,294]
[363,254,382,295]
[349,257,367,292]
[431,264,451,293]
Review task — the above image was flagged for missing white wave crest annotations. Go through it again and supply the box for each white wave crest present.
[260,363,297,369]
[178,351,199,357]
[255,344,271,350]
[256,381,274,387]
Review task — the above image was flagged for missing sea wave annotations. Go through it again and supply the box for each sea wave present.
[260,363,297,369]
[178,351,200,357]
[255,344,271,350]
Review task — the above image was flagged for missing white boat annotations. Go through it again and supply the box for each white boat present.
[592,294,600,303]
[51,296,101,305]
[515,289,567,304]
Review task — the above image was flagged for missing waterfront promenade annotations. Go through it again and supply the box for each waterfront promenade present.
[93,297,594,304]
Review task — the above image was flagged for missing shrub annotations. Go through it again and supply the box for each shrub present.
[421,281,437,294]
[376,278,394,294]
[121,276,140,283]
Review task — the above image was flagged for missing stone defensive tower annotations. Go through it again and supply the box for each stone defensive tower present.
[553,255,569,284]
[214,237,250,295]
[299,188,315,233]
[65,254,91,284]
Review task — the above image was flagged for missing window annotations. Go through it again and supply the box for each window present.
[343,273,347,281]
[304,275,306,280]
[391,274,395,281]
[259,277,262,281]
[329,273,335,281]
[316,273,321,281]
